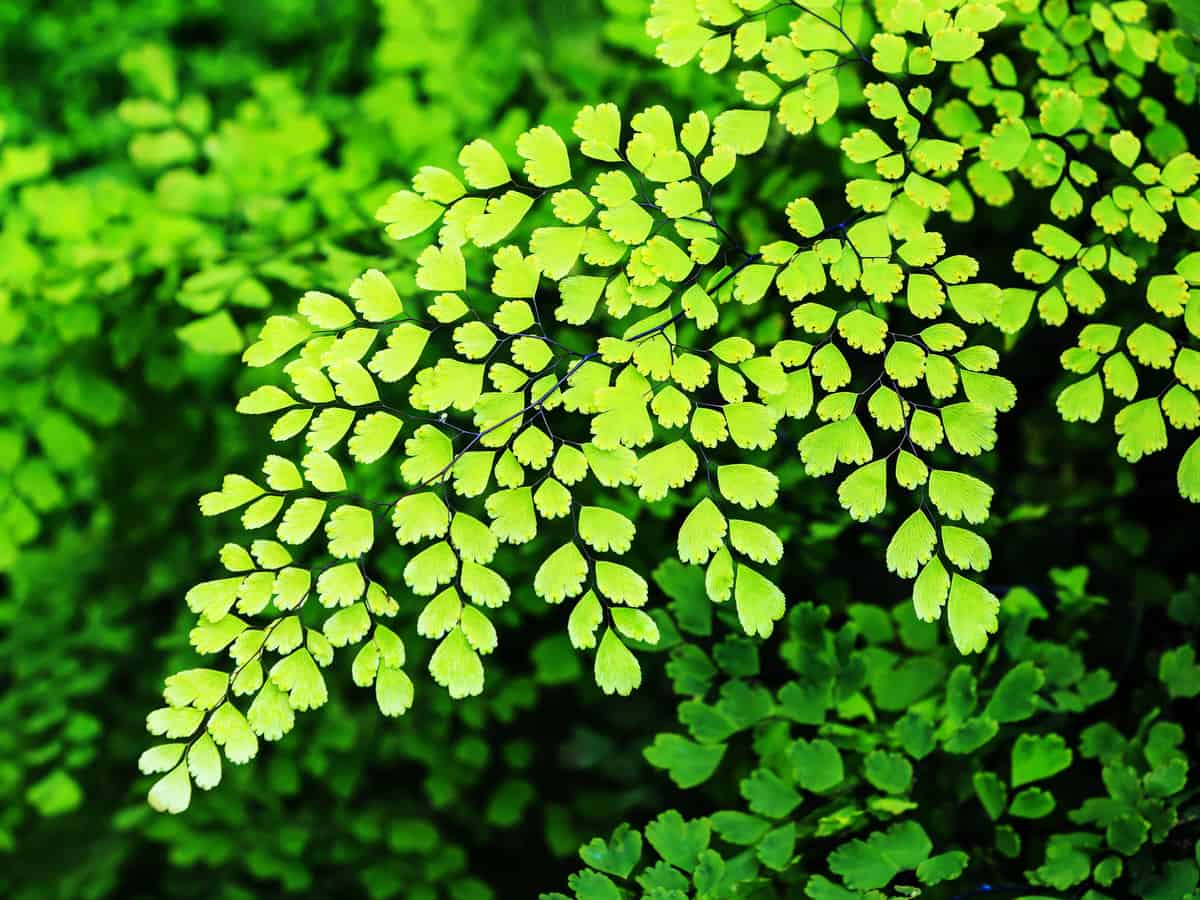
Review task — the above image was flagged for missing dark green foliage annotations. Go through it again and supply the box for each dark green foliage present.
[552,582,1198,898]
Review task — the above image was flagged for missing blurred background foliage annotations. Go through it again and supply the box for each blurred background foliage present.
[1,1,1197,898]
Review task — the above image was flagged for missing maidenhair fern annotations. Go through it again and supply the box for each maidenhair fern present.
[143,97,1012,809]
[144,0,1199,826]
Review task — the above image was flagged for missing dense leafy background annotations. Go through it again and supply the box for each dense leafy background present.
[2,1,1198,899]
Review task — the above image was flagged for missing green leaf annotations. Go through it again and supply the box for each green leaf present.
[147,765,192,815]
[611,607,659,645]
[298,290,355,330]
[789,739,844,793]
[734,565,785,638]
[412,166,465,204]
[1162,385,1200,429]
[916,851,968,886]
[551,188,594,225]
[740,768,801,819]
[517,125,571,187]
[728,519,782,565]
[534,542,589,603]
[269,648,327,711]
[1158,645,1200,698]
[928,470,993,524]
[837,459,887,522]
[656,183,703,222]
[1039,89,1083,136]
[711,811,770,847]
[574,507,632,555]
[984,661,1044,723]
[1009,787,1055,818]
[1104,352,1139,399]
[595,561,648,607]
[416,587,462,640]
[247,682,295,741]
[567,591,604,650]
[828,821,932,891]
[680,111,710,156]
[947,575,999,654]
[644,734,726,788]
[187,733,222,790]
[492,245,542,298]
[415,243,466,292]
[325,505,374,559]
[1057,375,1104,423]
[460,605,497,653]
[199,474,265,516]
[931,26,982,61]
[1011,733,1073,787]
[713,109,770,155]
[579,824,643,879]
[348,269,403,323]
[786,197,824,237]
[377,190,444,240]
[887,510,937,579]
[798,416,873,476]
[1115,398,1168,462]
[955,372,1012,415]
[243,315,311,367]
[1127,323,1176,369]
[678,498,728,565]
[863,751,914,794]
[598,202,654,246]
[941,526,991,571]
[1106,814,1150,855]
[376,666,414,717]
[1109,130,1142,167]
[717,463,778,509]
[981,117,1031,171]
[644,811,710,875]
[428,626,484,699]
[973,771,1008,820]
[635,440,699,501]
[1144,758,1188,798]
[209,702,259,763]
[594,628,641,695]
[370,323,430,382]
[566,870,620,900]
[912,556,951,623]
[896,451,929,490]
[574,103,622,162]
[870,33,907,73]
[458,138,510,189]
[804,876,860,900]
